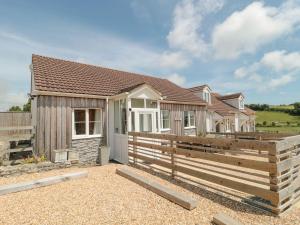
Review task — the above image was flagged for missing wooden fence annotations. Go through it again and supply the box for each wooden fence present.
[128,131,300,215]
[0,112,32,137]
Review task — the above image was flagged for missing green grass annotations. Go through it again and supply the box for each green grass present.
[256,111,300,134]
[269,105,294,110]
[256,111,300,124]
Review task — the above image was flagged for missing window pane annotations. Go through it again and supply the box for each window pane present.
[121,103,127,134]
[184,111,189,127]
[131,112,135,131]
[146,99,157,108]
[75,122,86,135]
[190,111,195,126]
[131,98,144,108]
[89,121,101,135]
[74,110,85,122]
[161,110,170,129]
[114,101,120,133]
[139,114,152,132]
[74,110,86,135]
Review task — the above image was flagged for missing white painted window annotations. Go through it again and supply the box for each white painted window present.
[184,111,195,128]
[240,99,245,109]
[203,91,211,104]
[72,109,102,139]
[131,98,158,109]
[160,110,170,130]
[114,99,127,134]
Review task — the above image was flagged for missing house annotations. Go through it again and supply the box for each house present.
[188,85,255,133]
[30,54,208,164]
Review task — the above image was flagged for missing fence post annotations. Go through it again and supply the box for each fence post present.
[171,140,176,178]
[133,135,137,165]
[269,141,294,214]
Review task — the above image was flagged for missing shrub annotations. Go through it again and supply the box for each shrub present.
[262,121,267,126]
[271,122,276,127]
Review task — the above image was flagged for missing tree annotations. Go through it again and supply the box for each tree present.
[23,99,31,112]
[262,121,267,126]
[294,102,300,110]
[9,106,22,112]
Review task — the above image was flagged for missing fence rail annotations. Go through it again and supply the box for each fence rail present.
[128,131,300,215]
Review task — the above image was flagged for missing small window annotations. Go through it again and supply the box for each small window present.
[89,109,101,135]
[131,98,144,108]
[114,99,127,134]
[74,110,86,135]
[240,99,245,109]
[160,110,170,129]
[146,99,157,108]
[73,109,102,139]
[131,111,135,131]
[184,111,195,128]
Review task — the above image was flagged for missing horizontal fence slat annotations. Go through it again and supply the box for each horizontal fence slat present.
[129,152,278,204]
[129,140,276,173]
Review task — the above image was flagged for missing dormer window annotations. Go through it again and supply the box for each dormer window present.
[240,99,245,109]
[203,91,211,104]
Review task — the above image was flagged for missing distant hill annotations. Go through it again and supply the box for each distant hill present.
[253,104,300,134]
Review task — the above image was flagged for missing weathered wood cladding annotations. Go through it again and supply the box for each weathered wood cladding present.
[160,103,206,136]
[35,95,106,159]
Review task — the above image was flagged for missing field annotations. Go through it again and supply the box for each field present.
[255,111,300,134]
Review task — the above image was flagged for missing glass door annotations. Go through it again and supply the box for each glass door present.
[139,113,153,132]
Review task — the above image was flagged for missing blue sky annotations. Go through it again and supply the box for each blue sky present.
[0,0,300,110]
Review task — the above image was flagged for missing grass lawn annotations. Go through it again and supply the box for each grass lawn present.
[270,105,294,110]
[256,111,300,134]
[256,111,300,124]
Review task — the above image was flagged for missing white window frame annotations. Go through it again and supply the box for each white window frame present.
[160,110,170,131]
[240,99,245,109]
[72,108,102,139]
[184,111,196,129]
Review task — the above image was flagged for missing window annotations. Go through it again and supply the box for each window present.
[114,99,127,134]
[131,111,135,131]
[184,111,195,128]
[73,109,102,139]
[131,98,157,109]
[131,98,144,108]
[203,91,211,103]
[240,99,245,109]
[160,110,170,130]
[146,99,157,108]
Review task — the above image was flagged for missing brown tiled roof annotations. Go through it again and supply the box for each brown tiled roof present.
[188,84,210,92]
[219,92,243,100]
[209,93,255,116]
[32,55,205,104]
[209,93,239,116]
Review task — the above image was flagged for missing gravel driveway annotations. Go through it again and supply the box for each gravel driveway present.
[0,163,299,225]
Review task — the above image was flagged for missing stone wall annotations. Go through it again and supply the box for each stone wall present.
[0,162,72,177]
[71,137,102,164]
[184,128,196,136]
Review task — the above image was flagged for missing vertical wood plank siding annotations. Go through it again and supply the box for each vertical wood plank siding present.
[35,96,106,159]
[160,103,206,136]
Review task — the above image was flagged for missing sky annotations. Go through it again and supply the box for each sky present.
[0,0,300,110]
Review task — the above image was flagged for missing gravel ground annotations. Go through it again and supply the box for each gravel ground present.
[0,163,299,225]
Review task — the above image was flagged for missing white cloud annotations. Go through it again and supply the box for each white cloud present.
[233,49,300,91]
[167,0,223,57]
[160,51,190,69]
[261,50,300,72]
[268,74,294,88]
[212,1,300,59]
[165,73,186,86]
